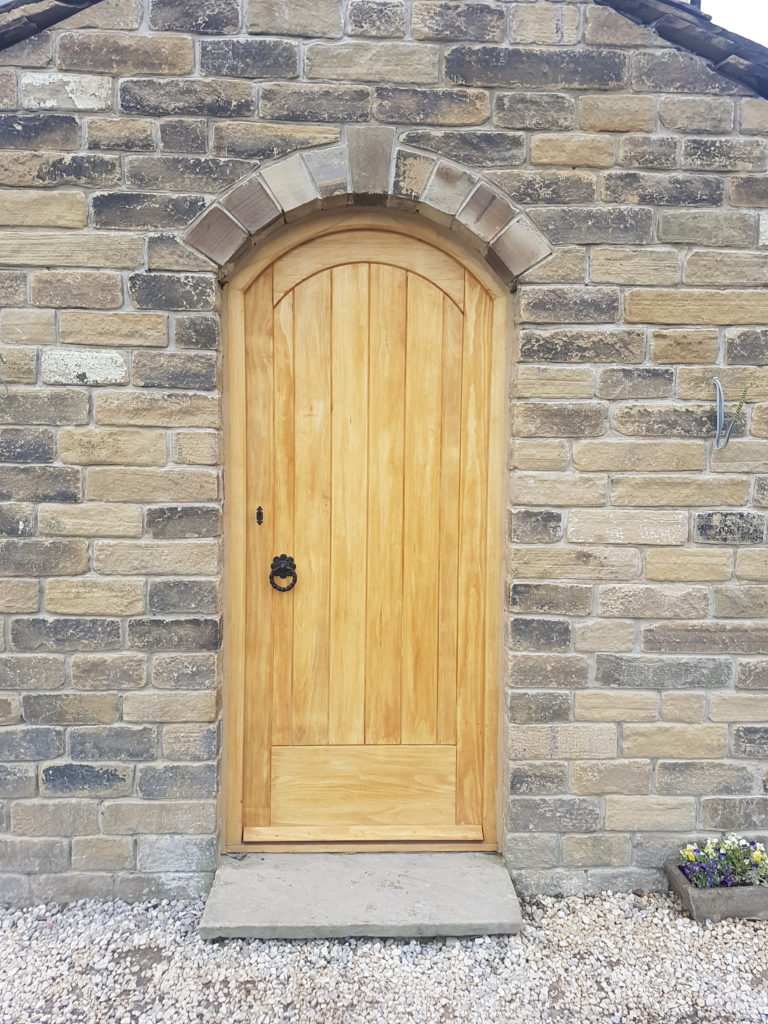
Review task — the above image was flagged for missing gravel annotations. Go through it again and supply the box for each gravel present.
[0,892,766,1024]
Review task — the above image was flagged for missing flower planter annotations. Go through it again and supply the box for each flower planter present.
[666,858,768,923]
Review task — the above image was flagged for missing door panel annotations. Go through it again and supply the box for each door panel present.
[239,226,500,845]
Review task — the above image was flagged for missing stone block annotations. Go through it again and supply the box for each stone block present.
[660,693,706,723]
[185,207,249,267]
[128,273,217,313]
[260,154,318,217]
[149,581,219,616]
[726,329,768,365]
[623,725,727,759]
[246,0,341,35]
[563,834,631,868]
[86,468,217,503]
[512,403,607,438]
[0,428,54,463]
[573,619,634,653]
[741,98,768,134]
[507,797,601,833]
[571,760,651,796]
[605,796,695,831]
[590,248,680,286]
[0,837,68,874]
[0,539,88,576]
[490,169,596,205]
[645,547,733,582]
[145,506,221,539]
[422,162,476,218]
[444,46,627,90]
[701,797,768,831]
[531,133,614,167]
[694,512,764,545]
[510,723,617,760]
[508,583,591,616]
[643,622,768,656]
[508,617,570,653]
[0,113,79,150]
[732,727,768,759]
[683,138,766,173]
[0,188,86,228]
[127,156,251,193]
[511,546,639,581]
[213,122,338,161]
[510,473,605,507]
[657,213,756,249]
[529,207,653,246]
[0,503,34,537]
[20,72,112,112]
[0,465,81,503]
[0,764,36,797]
[0,727,64,762]
[59,428,166,468]
[127,618,220,652]
[261,83,369,124]
[508,654,589,690]
[374,86,488,126]
[132,351,217,390]
[0,232,142,269]
[136,835,217,873]
[39,503,142,538]
[596,654,732,690]
[71,836,134,871]
[710,694,768,723]
[574,691,654,722]
[0,580,38,613]
[514,367,594,400]
[41,348,128,385]
[612,405,719,438]
[46,578,144,616]
[174,316,220,351]
[658,96,734,133]
[567,510,687,546]
[40,762,133,798]
[504,834,559,869]
[88,117,154,152]
[611,476,748,508]
[11,618,120,654]
[200,38,297,79]
[121,79,253,118]
[508,693,571,726]
[159,119,207,154]
[162,723,219,761]
[391,150,434,201]
[123,691,217,724]
[94,540,219,575]
[307,43,439,84]
[93,193,208,231]
[737,661,768,691]
[509,761,568,793]
[137,764,216,800]
[609,172,727,207]
[490,219,551,279]
[115,872,213,901]
[348,1,405,37]
[101,800,217,835]
[71,654,146,691]
[596,368,673,400]
[60,312,168,348]
[405,129,524,167]
[509,440,569,471]
[520,329,645,364]
[656,761,755,796]
[304,146,348,200]
[494,92,574,131]
[632,50,746,95]
[69,725,157,762]
[0,151,121,187]
[152,653,217,689]
[11,799,98,837]
[59,31,194,74]
[715,585,768,619]
[23,694,119,725]
[597,585,708,620]
[651,330,719,364]
[507,509,562,544]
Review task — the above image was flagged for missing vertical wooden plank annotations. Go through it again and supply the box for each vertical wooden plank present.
[437,295,463,745]
[271,292,295,745]
[242,269,274,826]
[401,274,443,745]
[365,264,406,744]
[224,285,247,844]
[329,264,369,744]
[291,271,332,745]
[456,274,492,826]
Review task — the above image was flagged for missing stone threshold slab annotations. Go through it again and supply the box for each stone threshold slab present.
[200,852,522,939]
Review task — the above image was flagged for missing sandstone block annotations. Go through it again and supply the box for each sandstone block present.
[726,329,768,365]
[611,476,748,507]
[507,797,601,833]
[0,727,63,762]
[404,128,524,167]
[201,38,297,79]
[160,119,207,154]
[530,207,653,246]
[510,473,606,507]
[413,2,505,41]
[0,352,37,386]
[11,799,98,837]
[0,189,86,228]
[72,836,134,871]
[41,349,128,386]
[32,271,123,310]
[567,510,687,546]
[138,764,216,800]
[520,328,645,363]
[132,352,217,390]
[509,440,569,471]
[11,618,121,654]
[59,428,166,467]
[20,72,112,111]
[509,761,568,793]
[741,98,768,134]
[514,367,594,400]
[597,584,708,620]
[246,0,341,35]
[656,213,756,249]
[123,691,217,724]
[489,169,596,205]
[623,725,727,759]
[0,837,68,874]
[508,583,591,616]
[563,834,631,868]
[174,317,219,351]
[710,694,768,723]
[605,796,695,831]
[306,43,439,84]
[732,727,768,759]
[678,366,768,400]
[59,31,194,75]
[730,176,768,209]
[94,392,219,428]
[494,92,574,131]
[571,760,651,796]
[87,117,154,152]
[121,79,253,118]
[508,654,589,690]
[86,468,217,503]
[651,330,719,365]
[60,312,168,348]
[612,404,718,439]
[618,135,678,170]
[645,547,733,582]
[212,122,338,160]
[39,503,142,538]
[347,1,405,38]
[632,50,745,95]
[0,112,78,150]
[127,618,220,652]
[173,432,220,466]
[694,511,764,545]
[507,509,562,544]
[574,691,654,722]
[94,541,219,576]
[573,619,635,654]
[261,83,369,123]
[683,137,766,173]
[128,273,217,313]
[509,4,579,46]
[375,86,488,126]
[508,694,571,727]
[0,231,142,269]
[93,193,207,231]
[152,653,216,689]
[71,654,146,691]
[660,693,706,723]
[508,617,570,653]
[579,95,655,133]
[136,835,217,872]
[596,368,673,400]
[0,655,64,691]
[701,797,768,831]
[584,6,667,47]
[0,764,35,797]
[531,133,614,167]
[519,286,619,324]
[596,654,731,690]
[511,546,639,581]
[146,506,221,539]
[0,538,88,576]
[162,723,218,761]
[659,96,734,133]
[46,578,144,616]
[0,580,38,613]
[590,248,680,286]
[0,151,120,187]
[101,800,216,835]
[715,585,768,618]
[643,622,768,656]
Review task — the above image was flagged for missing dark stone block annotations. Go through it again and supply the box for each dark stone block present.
[514,403,607,437]
[507,797,601,833]
[694,511,765,545]
[160,119,207,154]
[508,617,571,652]
[0,391,88,426]
[152,654,217,689]
[137,763,216,799]
[733,727,768,759]
[738,661,768,690]
[0,113,78,150]
[93,193,207,231]
[508,583,591,616]
[730,176,768,208]
[70,725,157,762]
[201,38,298,78]
[174,316,220,351]
[519,286,620,324]
[0,727,64,761]
[0,272,25,306]
[392,150,435,200]
[11,618,121,653]
[510,762,568,794]
[619,136,678,170]
[726,329,768,365]
[596,368,674,399]
[508,692,571,725]
[41,763,133,798]
[489,169,595,205]
[149,581,219,615]
[413,2,505,41]
[132,352,217,390]
[149,0,240,33]
[3,154,120,188]
[445,45,627,90]
[121,79,254,118]
[520,329,645,364]
[348,0,405,37]
[0,539,87,576]
[701,797,768,830]
[508,654,589,690]
[22,693,119,725]
[507,509,562,544]
[0,504,34,537]
[146,505,221,539]
[260,83,371,122]
[128,273,217,312]
[126,156,252,192]
[596,654,732,689]
[0,428,55,465]
[643,624,768,655]
[684,138,766,172]
[602,172,723,207]
[656,761,755,796]
[529,207,654,245]
[374,86,488,125]
[127,617,221,652]
[494,92,573,131]
[401,129,524,166]
[0,466,80,503]
[0,764,36,798]
[613,404,723,438]
[632,51,746,95]
[0,656,64,691]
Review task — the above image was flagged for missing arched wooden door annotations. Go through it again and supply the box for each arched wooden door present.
[226,215,505,850]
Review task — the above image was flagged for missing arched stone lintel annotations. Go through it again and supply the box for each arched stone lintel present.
[183,126,553,288]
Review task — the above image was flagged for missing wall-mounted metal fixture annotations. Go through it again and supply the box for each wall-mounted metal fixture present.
[713,378,747,451]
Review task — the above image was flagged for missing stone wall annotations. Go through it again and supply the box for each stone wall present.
[0,0,766,902]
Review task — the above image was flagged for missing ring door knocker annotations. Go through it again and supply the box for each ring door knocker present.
[269,554,297,592]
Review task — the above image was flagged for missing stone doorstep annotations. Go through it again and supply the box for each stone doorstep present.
[199,852,523,940]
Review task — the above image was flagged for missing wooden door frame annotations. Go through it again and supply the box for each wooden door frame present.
[221,209,511,854]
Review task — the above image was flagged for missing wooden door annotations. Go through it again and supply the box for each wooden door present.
[227,218,504,849]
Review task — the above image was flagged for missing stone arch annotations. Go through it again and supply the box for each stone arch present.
[183,126,553,287]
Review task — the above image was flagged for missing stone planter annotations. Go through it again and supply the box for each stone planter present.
[666,858,768,923]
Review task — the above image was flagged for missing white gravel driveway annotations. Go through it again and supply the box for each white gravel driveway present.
[0,892,766,1024]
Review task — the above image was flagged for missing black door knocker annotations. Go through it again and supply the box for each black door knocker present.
[269,554,297,592]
